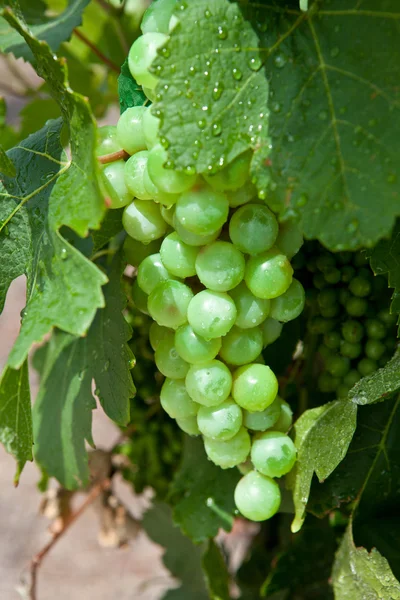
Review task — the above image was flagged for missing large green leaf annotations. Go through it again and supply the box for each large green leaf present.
[202,539,231,600]
[142,502,210,600]
[0,0,90,61]
[0,121,107,369]
[350,348,400,406]
[0,145,16,177]
[287,399,357,532]
[33,259,134,488]
[332,524,400,600]
[369,220,400,329]
[153,0,270,194]
[242,0,400,251]
[168,436,240,543]
[0,361,32,482]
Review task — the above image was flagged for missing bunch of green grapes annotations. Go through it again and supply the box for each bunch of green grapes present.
[294,244,397,397]
[97,0,306,522]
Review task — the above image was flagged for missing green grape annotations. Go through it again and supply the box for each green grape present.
[251,431,296,478]
[197,399,242,440]
[354,250,368,267]
[229,281,270,329]
[275,220,303,259]
[358,357,377,376]
[131,280,149,314]
[123,200,167,243]
[245,247,293,300]
[324,268,341,284]
[273,399,293,433]
[148,280,193,328]
[341,265,356,283]
[349,276,371,298]
[142,86,157,102]
[343,369,361,387]
[337,251,352,264]
[102,161,133,208]
[173,213,222,246]
[204,426,250,468]
[318,372,339,393]
[229,204,278,255]
[149,322,173,350]
[262,318,283,347]
[176,416,200,436]
[116,106,147,155]
[219,326,263,366]
[124,151,153,200]
[96,125,121,156]
[160,204,175,226]
[323,331,341,350]
[243,396,281,431]
[147,144,196,193]
[137,253,173,294]
[269,278,305,323]
[313,273,327,290]
[337,384,351,398]
[232,363,278,412]
[237,460,253,475]
[346,296,368,317]
[185,360,232,406]
[318,344,333,361]
[160,378,198,418]
[155,337,189,379]
[316,254,336,272]
[195,241,245,292]
[234,470,281,521]
[378,308,397,327]
[342,320,364,343]
[365,339,385,361]
[204,151,251,191]
[175,186,229,235]
[366,319,386,340]
[339,288,351,306]
[128,32,169,89]
[326,355,350,377]
[175,324,221,364]
[228,180,257,208]
[143,166,179,205]
[308,317,335,334]
[340,340,362,359]
[187,290,237,339]
[320,304,339,318]
[142,107,160,148]
[160,232,199,278]
[317,288,337,308]
[123,235,161,268]
[141,0,177,34]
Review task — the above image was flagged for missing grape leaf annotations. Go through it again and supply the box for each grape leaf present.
[350,348,400,406]
[0,121,107,369]
[287,399,357,533]
[0,145,16,177]
[0,361,32,483]
[142,502,210,600]
[91,209,124,254]
[0,0,90,61]
[118,58,147,114]
[332,523,400,600]
[168,436,240,543]
[243,0,400,251]
[33,260,134,488]
[153,0,270,192]
[309,395,400,520]
[202,539,231,600]
[369,220,400,328]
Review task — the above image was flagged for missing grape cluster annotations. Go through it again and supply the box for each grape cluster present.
[294,245,397,397]
[97,2,306,522]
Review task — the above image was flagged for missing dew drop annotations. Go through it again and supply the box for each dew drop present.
[60,247,68,260]
[274,54,287,69]
[204,8,211,18]
[212,82,224,100]
[212,122,222,136]
[330,47,339,58]
[271,102,281,113]
[296,194,308,207]
[249,56,262,71]
[232,68,243,80]
[188,66,196,76]
[197,119,207,130]
[217,25,228,39]
[347,220,359,233]
[160,46,170,58]
[160,136,170,149]
[185,165,196,175]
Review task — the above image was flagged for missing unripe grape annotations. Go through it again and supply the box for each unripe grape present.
[149,322,173,351]
[229,204,278,255]
[96,125,121,156]
[365,339,385,361]
[148,144,196,194]
[262,318,283,347]
[358,357,377,377]
[128,32,169,90]
[176,416,200,436]
[185,360,232,406]
[124,151,153,200]
[117,106,147,154]
[160,378,198,418]
[137,253,174,294]
[123,200,167,243]
[232,363,278,412]
[148,280,193,329]
[234,470,281,521]
[175,324,221,364]
[229,281,270,329]
[197,399,242,440]
[219,326,263,366]
[142,106,160,148]
[195,241,245,292]
[245,247,293,300]
[102,161,133,208]
[204,426,250,468]
[243,396,281,431]
[251,431,297,478]
[204,151,251,191]
[160,232,199,278]
[123,236,161,268]
[275,220,303,259]
[155,337,189,379]
[273,399,293,433]
[269,278,305,322]
[175,186,229,235]
[188,290,237,339]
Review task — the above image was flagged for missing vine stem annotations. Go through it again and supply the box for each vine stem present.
[73,29,121,73]
[27,479,111,600]
[98,149,130,164]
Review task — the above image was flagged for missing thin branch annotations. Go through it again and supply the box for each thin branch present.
[28,479,110,600]
[73,29,121,73]
[98,149,130,164]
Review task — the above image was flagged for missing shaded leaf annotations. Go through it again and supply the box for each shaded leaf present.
[0,361,32,482]
[332,523,400,600]
[169,436,240,543]
[202,539,230,600]
[287,399,357,532]
[118,58,147,114]
[244,0,400,250]
[142,502,210,600]
[91,208,124,254]
[0,0,90,61]
[153,0,270,190]
[350,348,400,405]
[33,259,134,488]
[0,145,16,176]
